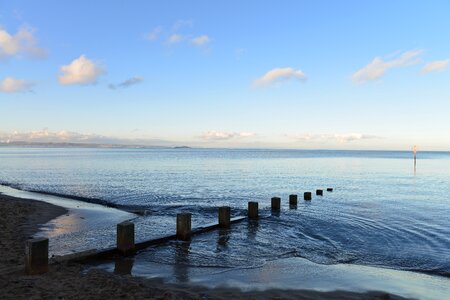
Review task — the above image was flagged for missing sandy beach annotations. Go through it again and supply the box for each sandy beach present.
[0,193,411,300]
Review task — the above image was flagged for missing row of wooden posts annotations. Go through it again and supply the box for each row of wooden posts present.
[25,188,333,275]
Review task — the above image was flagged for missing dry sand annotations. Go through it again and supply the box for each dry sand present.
[0,194,410,300]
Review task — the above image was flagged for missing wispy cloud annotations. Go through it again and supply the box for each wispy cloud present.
[0,26,47,59]
[143,26,163,41]
[167,34,184,44]
[58,55,104,85]
[146,20,211,50]
[0,76,34,93]
[109,76,144,90]
[191,35,210,46]
[352,50,423,83]
[287,133,381,143]
[172,19,193,31]
[421,58,450,73]
[235,48,245,60]
[200,131,256,141]
[253,67,307,87]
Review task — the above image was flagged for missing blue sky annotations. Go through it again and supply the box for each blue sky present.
[1,1,450,149]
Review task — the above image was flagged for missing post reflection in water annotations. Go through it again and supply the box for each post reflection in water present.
[114,257,134,275]
[217,228,231,251]
[247,219,259,241]
[173,240,191,283]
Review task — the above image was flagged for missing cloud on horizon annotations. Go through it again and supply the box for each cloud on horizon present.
[421,58,450,73]
[200,131,256,141]
[0,76,34,93]
[109,76,144,90]
[0,26,47,59]
[58,55,104,85]
[287,133,382,143]
[253,67,307,87]
[0,129,176,146]
[352,50,423,83]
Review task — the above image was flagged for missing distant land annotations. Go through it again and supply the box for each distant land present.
[0,141,192,149]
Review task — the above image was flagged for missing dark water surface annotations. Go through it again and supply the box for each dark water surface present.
[0,148,449,277]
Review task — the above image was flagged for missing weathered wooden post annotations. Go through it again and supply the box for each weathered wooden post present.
[218,206,231,228]
[289,194,298,206]
[304,192,312,201]
[177,213,192,241]
[316,189,323,196]
[271,197,281,210]
[248,201,258,219]
[25,238,49,275]
[327,188,333,192]
[117,221,135,255]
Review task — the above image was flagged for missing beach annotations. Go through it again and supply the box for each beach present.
[0,193,411,300]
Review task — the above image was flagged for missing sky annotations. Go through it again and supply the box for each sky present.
[1,0,450,150]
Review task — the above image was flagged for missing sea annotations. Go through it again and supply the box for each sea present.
[0,147,449,280]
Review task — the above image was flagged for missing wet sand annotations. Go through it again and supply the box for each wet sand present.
[0,194,67,270]
[0,193,410,299]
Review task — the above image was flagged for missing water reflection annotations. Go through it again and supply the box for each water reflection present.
[174,241,191,283]
[247,220,259,240]
[271,210,281,217]
[217,228,230,250]
[114,258,134,275]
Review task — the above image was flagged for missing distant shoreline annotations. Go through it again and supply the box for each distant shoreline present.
[2,143,450,153]
[0,141,192,149]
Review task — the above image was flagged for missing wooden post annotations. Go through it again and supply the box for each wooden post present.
[413,145,417,174]
[289,194,298,206]
[218,206,231,228]
[25,238,49,275]
[316,189,323,196]
[117,221,135,255]
[248,201,258,219]
[271,197,281,210]
[304,192,312,201]
[177,213,192,241]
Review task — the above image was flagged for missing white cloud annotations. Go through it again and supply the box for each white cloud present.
[352,49,423,83]
[288,133,381,143]
[144,26,163,41]
[253,67,307,87]
[201,131,256,141]
[191,35,210,46]
[0,76,34,93]
[58,55,104,85]
[109,76,144,90]
[0,27,46,59]
[167,34,184,44]
[421,59,450,73]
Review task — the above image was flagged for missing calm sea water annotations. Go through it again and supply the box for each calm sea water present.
[0,148,449,277]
